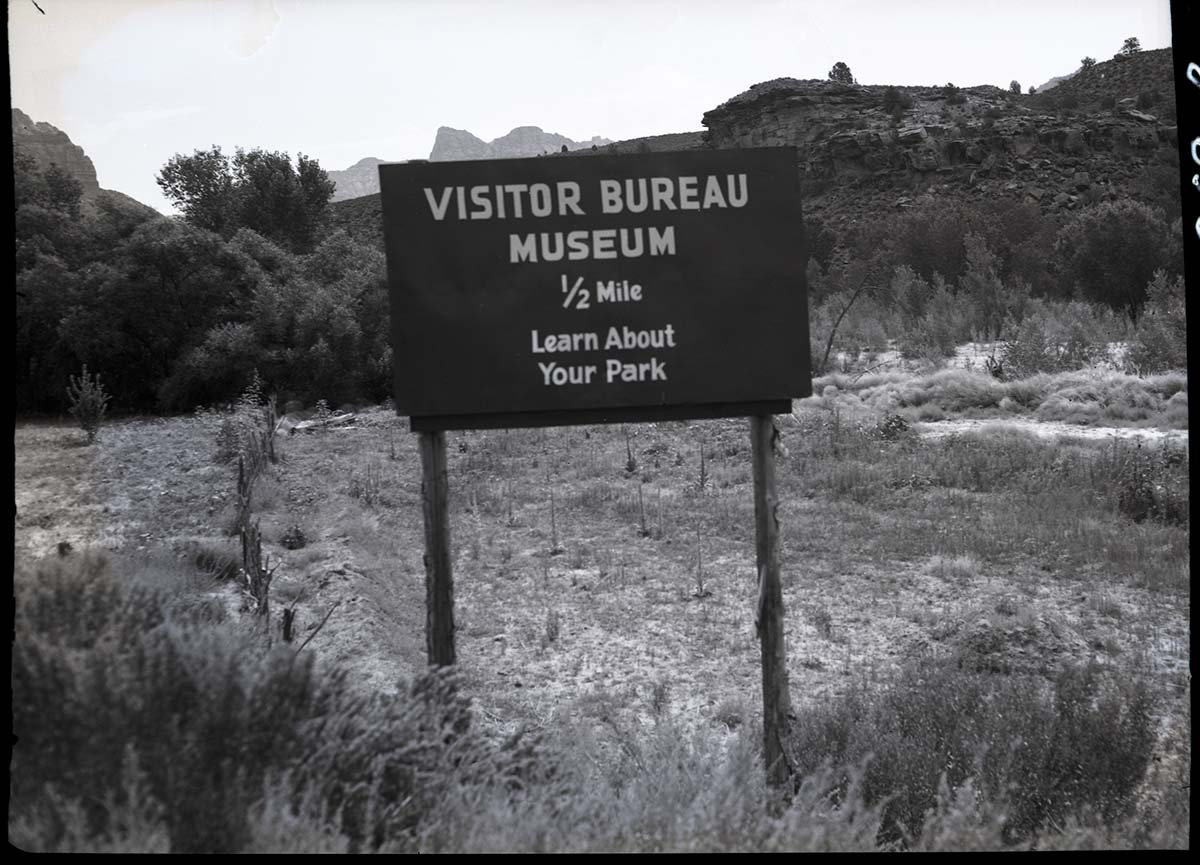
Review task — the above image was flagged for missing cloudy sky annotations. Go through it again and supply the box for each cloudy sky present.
[8,0,1176,214]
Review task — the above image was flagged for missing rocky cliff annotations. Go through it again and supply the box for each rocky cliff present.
[12,108,101,194]
[12,108,158,216]
[332,49,1179,247]
[429,125,611,161]
[700,49,1178,231]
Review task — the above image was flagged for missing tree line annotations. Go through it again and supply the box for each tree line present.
[15,147,391,415]
[14,140,1186,416]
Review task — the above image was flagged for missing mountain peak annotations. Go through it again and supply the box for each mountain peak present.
[429,125,612,161]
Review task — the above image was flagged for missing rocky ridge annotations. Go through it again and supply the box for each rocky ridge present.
[332,49,1180,246]
[327,157,392,203]
[699,48,1178,231]
[430,125,611,161]
[12,107,100,194]
[12,108,159,216]
[326,127,615,200]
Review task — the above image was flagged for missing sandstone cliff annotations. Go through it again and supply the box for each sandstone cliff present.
[332,49,1179,247]
[12,108,159,217]
[700,49,1178,231]
[12,107,101,195]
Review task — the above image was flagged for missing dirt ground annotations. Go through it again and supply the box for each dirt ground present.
[14,408,1190,753]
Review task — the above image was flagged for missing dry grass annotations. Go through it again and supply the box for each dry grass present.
[11,359,1190,851]
[809,368,1188,430]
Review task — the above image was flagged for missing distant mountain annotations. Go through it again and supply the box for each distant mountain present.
[326,126,613,201]
[328,157,391,203]
[12,108,158,217]
[429,125,611,161]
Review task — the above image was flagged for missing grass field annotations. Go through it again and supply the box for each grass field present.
[11,364,1190,851]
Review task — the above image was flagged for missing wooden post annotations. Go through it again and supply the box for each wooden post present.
[751,414,792,789]
[419,429,456,667]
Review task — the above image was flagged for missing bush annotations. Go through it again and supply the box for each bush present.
[787,659,1157,847]
[1106,439,1189,526]
[1124,271,1186,374]
[11,552,546,853]
[898,279,975,360]
[881,86,913,113]
[1099,94,1116,109]
[1000,300,1114,377]
[66,365,111,443]
[203,372,272,469]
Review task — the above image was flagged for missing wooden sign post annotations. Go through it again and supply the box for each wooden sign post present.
[751,414,792,788]
[381,148,810,789]
[419,429,455,667]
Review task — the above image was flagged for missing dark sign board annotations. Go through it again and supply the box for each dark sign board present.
[379,147,810,430]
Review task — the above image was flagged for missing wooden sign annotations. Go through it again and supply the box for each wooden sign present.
[380,148,811,430]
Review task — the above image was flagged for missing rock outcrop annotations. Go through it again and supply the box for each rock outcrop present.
[12,108,159,217]
[332,49,1179,247]
[700,49,1178,229]
[12,107,101,195]
[429,125,611,161]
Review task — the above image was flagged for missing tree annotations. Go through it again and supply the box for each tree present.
[1009,80,1022,95]
[156,146,335,253]
[882,85,913,113]
[1080,56,1097,69]
[57,219,251,408]
[1054,201,1176,320]
[1028,85,1038,95]
[156,146,235,236]
[1121,37,1141,56]
[828,61,855,85]
[66,365,111,443]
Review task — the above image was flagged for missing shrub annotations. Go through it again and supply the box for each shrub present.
[898,279,975,359]
[1106,439,1189,526]
[787,659,1157,847]
[204,372,273,473]
[1125,271,1187,373]
[1080,57,1097,69]
[881,86,913,113]
[1099,94,1116,109]
[1000,300,1113,377]
[943,83,965,105]
[66,365,111,443]
[11,552,546,852]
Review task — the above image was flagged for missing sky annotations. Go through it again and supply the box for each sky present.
[8,0,1177,214]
